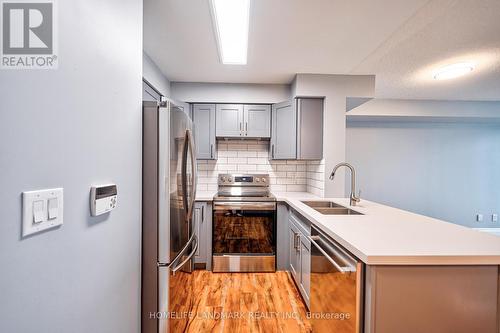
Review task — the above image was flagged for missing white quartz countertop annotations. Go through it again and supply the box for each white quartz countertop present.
[195,191,500,265]
[195,191,217,201]
[279,194,500,265]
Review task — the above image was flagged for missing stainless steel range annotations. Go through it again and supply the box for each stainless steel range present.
[212,174,276,272]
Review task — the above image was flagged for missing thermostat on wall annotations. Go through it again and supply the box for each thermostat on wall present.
[90,184,117,216]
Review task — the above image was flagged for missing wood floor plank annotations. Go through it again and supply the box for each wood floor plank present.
[186,270,312,333]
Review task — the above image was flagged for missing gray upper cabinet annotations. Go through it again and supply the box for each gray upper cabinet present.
[243,104,271,138]
[270,100,297,159]
[270,98,323,160]
[216,104,244,137]
[216,104,271,138]
[193,104,216,160]
[297,98,323,159]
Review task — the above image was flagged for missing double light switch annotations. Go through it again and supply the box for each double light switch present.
[22,188,63,237]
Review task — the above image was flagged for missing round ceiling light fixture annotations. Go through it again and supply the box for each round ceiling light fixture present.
[433,62,475,80]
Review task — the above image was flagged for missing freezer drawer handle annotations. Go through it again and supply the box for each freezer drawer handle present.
[157,232,196,267]
[308,235,355,273]
[172,235,198,273]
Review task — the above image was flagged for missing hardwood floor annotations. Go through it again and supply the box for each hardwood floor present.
[185,270,312,333]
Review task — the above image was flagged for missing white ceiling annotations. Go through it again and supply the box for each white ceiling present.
[144,0,500,100]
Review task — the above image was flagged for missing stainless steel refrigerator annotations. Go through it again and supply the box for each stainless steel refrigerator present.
[142,100,197,333]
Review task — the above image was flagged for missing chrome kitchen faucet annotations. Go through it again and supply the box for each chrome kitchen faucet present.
[329,162,360,206]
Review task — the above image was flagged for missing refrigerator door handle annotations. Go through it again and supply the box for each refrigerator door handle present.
[186,129,197,223]
[171,235,198,274]
[181,130,189,220]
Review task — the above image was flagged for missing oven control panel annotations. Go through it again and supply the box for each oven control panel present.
[218,174,269,186]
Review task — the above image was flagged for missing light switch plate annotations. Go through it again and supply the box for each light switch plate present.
[22,188,63,237]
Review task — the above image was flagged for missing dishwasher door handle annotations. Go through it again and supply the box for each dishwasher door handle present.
[309,235,356,274]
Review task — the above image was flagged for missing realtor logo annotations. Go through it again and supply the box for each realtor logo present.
[1,0,57,69]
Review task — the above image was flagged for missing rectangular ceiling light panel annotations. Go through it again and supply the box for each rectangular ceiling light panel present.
[210,0,250,65]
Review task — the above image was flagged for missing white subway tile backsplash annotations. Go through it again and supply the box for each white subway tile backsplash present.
[227,143,247,151]
[218,150,238,157]
[276,164,297,172]
[237,151,258,158]
[296,164,307,171]
[287,184,307,192]
[237,164,257,171]
[257,151,269,158]
[257,165,273,171]
[306,160,325,197]
[247,158,268,164]
[247,144,267,151]
[196,140,326,194]
[197,183,208,191]
[277,178,295,185]
[197,164,212,171]
[270,184,287,192]
[296,178,307,185]
[227,157,247,164]
[217,164,237,171]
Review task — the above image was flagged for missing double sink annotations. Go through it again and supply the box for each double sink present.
[301,201,363,215]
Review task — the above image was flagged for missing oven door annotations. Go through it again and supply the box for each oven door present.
[212,201,276,272]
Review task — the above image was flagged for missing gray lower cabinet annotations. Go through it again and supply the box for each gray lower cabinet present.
[193,104,216,159]
[243,104,271,138]
[216,104,244,137]
[193,201,212,270]
[299,235,311,304]
[270,97,324,160]
[276,203,290,270]
[287,209,311,308]
[289,220,301,282]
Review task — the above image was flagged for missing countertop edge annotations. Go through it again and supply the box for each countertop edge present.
[277,196,500,266]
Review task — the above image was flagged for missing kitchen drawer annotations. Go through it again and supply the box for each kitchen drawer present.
[290,209,311,236]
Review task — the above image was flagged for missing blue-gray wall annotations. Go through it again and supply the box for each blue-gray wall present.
[0,0,142,332]
[346,121,500,228]
[143,51,171,97]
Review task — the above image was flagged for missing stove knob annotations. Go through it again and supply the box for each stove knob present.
[255,178,260,183]
[261,178,266,183]
[228,177,233,182]
[221,176,226,182]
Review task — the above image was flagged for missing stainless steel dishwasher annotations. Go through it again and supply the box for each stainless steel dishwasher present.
[308,226,364,333]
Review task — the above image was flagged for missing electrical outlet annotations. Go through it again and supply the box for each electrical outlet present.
[476,214,483,222]
[492,214,498,222]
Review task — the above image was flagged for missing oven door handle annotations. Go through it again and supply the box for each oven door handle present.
[214,202,276,211]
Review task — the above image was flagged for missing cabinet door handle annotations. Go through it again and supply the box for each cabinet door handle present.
[201,205,205,222]
[295,234,300,251]
[271,144,275,159]
[239,122,242,136]
[210,144,214,159]
[245,122,248,136]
